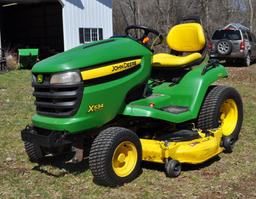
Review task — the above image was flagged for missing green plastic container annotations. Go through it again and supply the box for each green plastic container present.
[18,49,39,69]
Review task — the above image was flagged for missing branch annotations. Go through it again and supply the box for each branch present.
[119,4,129,27]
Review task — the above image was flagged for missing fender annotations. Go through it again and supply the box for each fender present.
[122,63,228,123]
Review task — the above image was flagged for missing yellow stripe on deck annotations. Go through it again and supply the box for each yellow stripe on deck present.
[81,59,142,81]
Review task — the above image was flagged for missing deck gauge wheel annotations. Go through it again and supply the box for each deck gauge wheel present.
[165,159,181,177]
[222,136,235,153]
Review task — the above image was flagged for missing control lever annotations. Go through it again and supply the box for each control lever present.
[201,59,219,75]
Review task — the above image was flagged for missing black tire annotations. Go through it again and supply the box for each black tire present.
[89,127,142,187]
[165,160,181,178]
[243,53,251,67]
[216,40,232,56]
[222,136,235,153]
[197,86,243,141]
[24,141,44,163]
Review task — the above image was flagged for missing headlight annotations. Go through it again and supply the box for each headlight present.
[50,71,81,84]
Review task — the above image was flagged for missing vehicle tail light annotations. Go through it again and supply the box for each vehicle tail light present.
[240,41,245,50]
[208,40,212,50]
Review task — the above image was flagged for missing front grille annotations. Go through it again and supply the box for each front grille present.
[32,74,83,117]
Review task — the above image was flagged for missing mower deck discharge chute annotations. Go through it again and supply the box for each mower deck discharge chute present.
[21,17,243,187]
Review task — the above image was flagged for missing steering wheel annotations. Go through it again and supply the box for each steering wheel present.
[125,25,163,48]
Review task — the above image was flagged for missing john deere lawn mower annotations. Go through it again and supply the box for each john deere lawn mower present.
[21,17,243,187]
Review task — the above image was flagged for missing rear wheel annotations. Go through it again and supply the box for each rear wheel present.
[243,53,251,67]
[197,86,243,142]
[89,127,142,187]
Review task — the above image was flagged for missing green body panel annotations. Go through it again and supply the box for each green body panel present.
[123,63,228,123]
[19,49,39,56]
[32,38,151,73]
[19,49,39,69]
[32,38,153,133]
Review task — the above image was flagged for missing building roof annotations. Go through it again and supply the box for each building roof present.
[0,0,58,3]
[0,0,111,9]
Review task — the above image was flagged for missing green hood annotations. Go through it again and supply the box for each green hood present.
[32,38,152,73]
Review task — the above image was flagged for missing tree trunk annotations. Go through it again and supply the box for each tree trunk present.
[249,0,254,31]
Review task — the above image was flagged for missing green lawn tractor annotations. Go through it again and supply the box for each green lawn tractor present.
[21,17,243,187]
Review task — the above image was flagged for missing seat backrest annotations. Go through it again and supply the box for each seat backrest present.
[167,23,206,52]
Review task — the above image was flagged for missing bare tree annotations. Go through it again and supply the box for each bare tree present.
[249,0,254,31]
[113,0,256,52]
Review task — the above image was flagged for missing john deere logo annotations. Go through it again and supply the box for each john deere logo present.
[111,60,137,72]
[37,74,44,83]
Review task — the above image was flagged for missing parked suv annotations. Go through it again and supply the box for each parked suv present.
[210,23,256,66]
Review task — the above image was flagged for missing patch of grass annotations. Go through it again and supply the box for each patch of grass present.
[0,66,256,198]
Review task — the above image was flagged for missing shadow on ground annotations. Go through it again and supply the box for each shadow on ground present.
[221,60,256,67]
[32,152,89,177]
[142,155,221,173]
[32,150,222,178]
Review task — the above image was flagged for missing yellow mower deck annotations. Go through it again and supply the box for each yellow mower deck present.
[141,129,224,164]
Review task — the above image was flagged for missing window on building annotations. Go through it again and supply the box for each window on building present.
[91,28,98,41]
[84,28,91,42]
[79,28,104,43]
[99,28,103,40]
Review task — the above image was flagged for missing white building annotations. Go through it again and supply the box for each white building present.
[0,0,112,57]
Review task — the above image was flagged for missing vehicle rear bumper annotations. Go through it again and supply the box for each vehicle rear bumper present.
[210,51,247,59]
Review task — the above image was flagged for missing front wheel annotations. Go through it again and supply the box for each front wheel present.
[89,127,142,187]
[197,86,243,142]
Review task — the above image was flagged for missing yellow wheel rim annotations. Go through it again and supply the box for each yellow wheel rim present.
[220,99,238,136]
[112,141,138,177]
